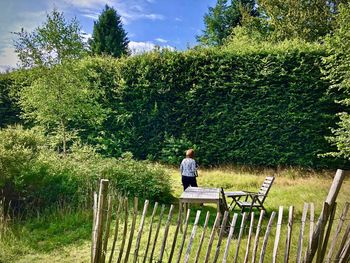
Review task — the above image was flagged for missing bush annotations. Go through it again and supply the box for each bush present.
[0,126,172,213]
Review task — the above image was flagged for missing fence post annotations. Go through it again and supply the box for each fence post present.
[194,211,210,263]
[92,179,109,263]
[284,206,294,263]
[305,169,345,263]
[184,210,202,263]
[259,211,276,263]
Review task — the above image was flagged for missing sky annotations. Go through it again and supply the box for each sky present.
[0,0,216,72]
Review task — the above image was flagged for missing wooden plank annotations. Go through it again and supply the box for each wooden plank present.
[334,218,350,262]
[93,179,109,263]
[272,206,283,263]
[283,206,294,263]
[204,212,221,263]
[124,197,138,263]
[223,213,239,263]
[168,207,182,263]
[149,204,165,263]
[316,202,330,263]
[176,209,191,263]
[339,236,350,263]
[108,198,122,263]
[309,203,315,246]
[158,204,174,262]
[258,211,276,263]
[305,169,345,263]
[194,211,210,263]
[91,192,98,263]
[133,200,149,263]
[319,202,337,262]
[101,196,113,263]
[184,210,201,263]
[243,212,255,263]
[234,212,248,263]
[325,202,350,263]
[296,203,308,263]
[142,202,158,263]
[213,211,229,263]
[252,210,265,263]
[117,198,128,263]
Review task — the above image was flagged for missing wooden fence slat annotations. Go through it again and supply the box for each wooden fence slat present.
[142,202,158,263]
[93,179,109,263]
[334,218,350,262]
[204,212,221,263]
[243,212,255,263]
[223,213,239,263]
[117,198,129,263]
[91,192,98,263]
[149,204,165,263]
[305,169,345,263]
[316,202,330,263]
[325,202,350,263]
[133,200,149,263]
[283,206,294,263]
[252,210,265,263]
[213,211,229,263]
[296,203,308,263]
[194,211,210,263]
[272,206,283,263]
[168,208,182,263]
[184,210,201,263]
[234,212,248,263]
[108,198,122,263]
[339,236,350,263]
[124,197,138,263]
[159,204,174,262]
[319,202,337,262]
[101,196,113,263]
[176,209,191,263]
[258,211,276,263]
[309,203,315,246]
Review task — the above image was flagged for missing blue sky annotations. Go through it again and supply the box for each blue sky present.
[0,0,216,72]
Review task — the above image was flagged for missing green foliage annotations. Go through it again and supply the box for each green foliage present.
[0,74,21,127]
[89,5,129,58]
[322,3,350,159]
[197,0,257,46]
[251,0,346,42]
[97,44,343,168]
[19,61,106,154]
[13,9,87,68]
[102,157,172,203]
[160,134,195,165]
[0,126,172,213]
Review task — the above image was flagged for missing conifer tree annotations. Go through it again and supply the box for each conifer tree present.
[89,5,129,57]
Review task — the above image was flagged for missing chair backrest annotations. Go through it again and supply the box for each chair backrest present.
[257,176,275,203]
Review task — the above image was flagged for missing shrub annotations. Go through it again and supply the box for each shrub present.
[0,126,172,213]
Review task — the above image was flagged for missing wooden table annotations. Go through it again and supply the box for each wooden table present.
[179,186,222,213]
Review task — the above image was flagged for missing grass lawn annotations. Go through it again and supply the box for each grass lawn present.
[1,167,349,262]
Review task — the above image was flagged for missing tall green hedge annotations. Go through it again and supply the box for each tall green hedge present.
[104,45,345,168]
[1,43,347,168]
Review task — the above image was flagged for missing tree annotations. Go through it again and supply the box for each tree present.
[13,9,86,68]
[19,61,106,155]
[323,3,350,159]
[89,5,129,57]
[197,0,257,46]
[258,0,348,42]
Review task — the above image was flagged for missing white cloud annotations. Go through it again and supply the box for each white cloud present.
[175,17,182,22]
[155,38,168,43]
[0,46,18,72]
[128,41,175,55]
[129,41,156,54]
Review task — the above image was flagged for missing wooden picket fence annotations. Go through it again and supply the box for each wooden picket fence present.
[91,169,350,263]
